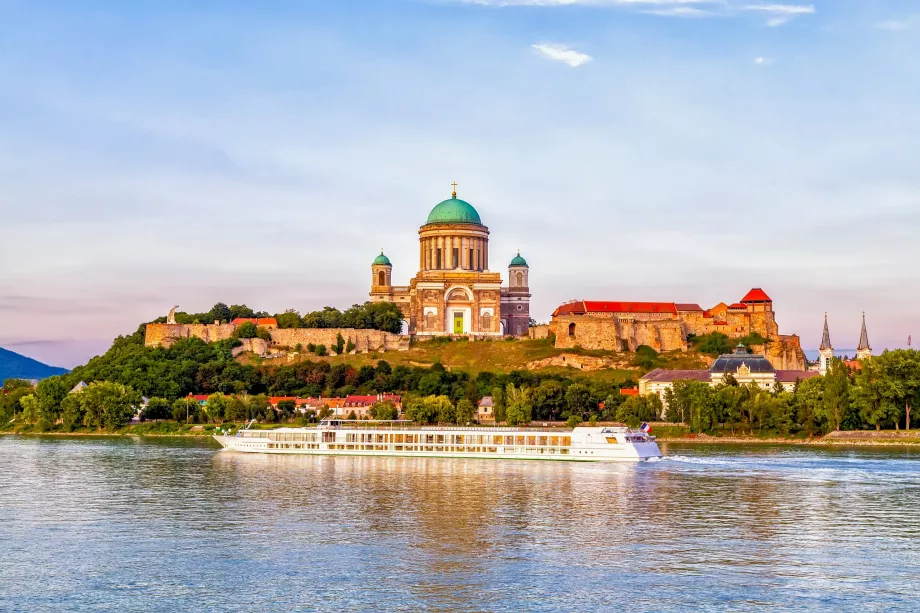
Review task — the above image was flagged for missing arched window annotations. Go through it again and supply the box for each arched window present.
[425,312,436,330]
[481,313,492,332]
[568,322,576,337]
[447,288,470,301]
[516,271,524,287]
[377,271,385,286]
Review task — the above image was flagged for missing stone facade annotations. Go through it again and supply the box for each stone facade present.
[370,188,530,337]
[549,290,806,370]
[145,323,408,353]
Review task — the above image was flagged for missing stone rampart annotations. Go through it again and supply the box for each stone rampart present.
[145,323,409,353]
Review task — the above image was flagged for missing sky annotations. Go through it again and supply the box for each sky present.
[0,0,918,368]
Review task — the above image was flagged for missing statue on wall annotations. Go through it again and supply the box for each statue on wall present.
[167,305,179,325]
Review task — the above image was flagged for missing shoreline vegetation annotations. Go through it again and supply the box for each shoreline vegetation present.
[4,422,920,447]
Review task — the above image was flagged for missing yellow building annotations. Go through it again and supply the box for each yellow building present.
[370,185,530,337]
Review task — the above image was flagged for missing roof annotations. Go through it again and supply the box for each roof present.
[478,396,493,407]
[509,251,528,268]
[819,314,832,350]
[676,303,703,312]
[426,194,482,225]
[710,346,775,374]
[619,387,640,396]
[857,313,871,351]
[776,370,822,383]
[554,301,678,316]
[231,317,278,326]
[373,250,391,266]
[640,369,710,383]
[741,288,772,303]
[344,394,402,406]
[728,303,748,310]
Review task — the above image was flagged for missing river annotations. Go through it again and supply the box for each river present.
[1,436,919,612]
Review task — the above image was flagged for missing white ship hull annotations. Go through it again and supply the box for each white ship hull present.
[214,425,661,463]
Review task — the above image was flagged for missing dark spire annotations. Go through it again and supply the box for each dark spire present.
[820,312,832,350]
[857,312,870,351]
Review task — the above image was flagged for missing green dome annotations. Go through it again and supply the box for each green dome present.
[373,251,391,266]
[426,195,482,225]
[509,252,528,267]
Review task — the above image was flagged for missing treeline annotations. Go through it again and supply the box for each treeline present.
[687,332,771,357]
[2,379,139,431]
[664,351,920,434]
[1,327,638,430]
[157,302,405,334]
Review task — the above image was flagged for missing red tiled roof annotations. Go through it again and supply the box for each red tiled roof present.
[702,310,713,318]
[775,370,821,383]
[231,317,278,326]
[619,387,639,396]
[269,396,298,405]
[188,394,209,402]
[741,288,772,303]
[676,303,703,312]
[728,303,748,310]
[344,394,402,407]
[554,301,678,316]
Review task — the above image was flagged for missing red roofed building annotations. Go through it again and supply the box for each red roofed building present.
[231,317,279,329]
[550,288,805,370]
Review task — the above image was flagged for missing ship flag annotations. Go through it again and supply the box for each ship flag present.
[640,423,652,433]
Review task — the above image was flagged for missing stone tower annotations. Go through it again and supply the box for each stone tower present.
[819,313,834,375]
[371,250,392,291]
[856,312,872,361]
[501,250,531,337]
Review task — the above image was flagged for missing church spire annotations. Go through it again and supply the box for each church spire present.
[819,312,832,350]
[857,312,872,360]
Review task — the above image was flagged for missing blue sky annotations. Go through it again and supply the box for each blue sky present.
[1,0,918,367]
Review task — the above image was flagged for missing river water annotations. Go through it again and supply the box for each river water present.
[1,437,919,612]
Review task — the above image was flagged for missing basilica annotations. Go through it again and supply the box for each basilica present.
[369,185,531,337]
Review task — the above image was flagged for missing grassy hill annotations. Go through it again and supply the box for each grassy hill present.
[246,337,709,383]
[0,347,69,382]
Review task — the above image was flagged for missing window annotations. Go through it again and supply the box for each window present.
[568,322,576,336]
[436,249,442,269]
[452,248,459,269]
[377,271,385,286]
[469,248,474,269]
[425,312,436,330]
[481,312,492,331]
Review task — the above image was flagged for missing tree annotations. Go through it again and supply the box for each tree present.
[80,382,140,430]
[34,376,68,423]
[531,380,565,421]
[819,358,851,432]
[455,398,476,424]
[853,358,898,430]
[233,322,259,339]
[692,333,733,356]
[315,344,327,357]
[172,397,199,423]
[370,401,398,421]
[505,384,532,426]
[275,310,303,329]
[142,397,171,421]
[226,396,250,421]
[491,386,506,423]
[209,302,232,323]
[333,333,346,355]
[60,395,84,431]
[616,395,662,428]
[564,383,592,420]
[205,393,230,423]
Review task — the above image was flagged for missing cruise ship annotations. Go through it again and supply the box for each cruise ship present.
[214,419,662,462]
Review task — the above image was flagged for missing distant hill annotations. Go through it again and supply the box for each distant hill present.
[0,347,69,382]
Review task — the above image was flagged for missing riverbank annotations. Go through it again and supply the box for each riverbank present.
[5,422,920,447]
[653,425,920,447]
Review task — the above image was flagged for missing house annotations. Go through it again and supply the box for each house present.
[70,381,88,394]
[477,396,495,424]
[342,394,403,418]
[231,317,279,329]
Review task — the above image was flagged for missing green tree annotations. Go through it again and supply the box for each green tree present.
[616,395,662,428]
[80,382,140,430]
[564,383,592,420]
[370,401,398,421]
[315,344,327,357]
[275,310,303,329]
[142,397,171,421]
[491,386,506,423]
[455,398,476,424]
[172,397,199,423]
[34,376,68,423]
[505,384,532,426]
[233,322,259,339]
[819,358,851,431]
[853,358,898,430]
[60,395,84,431]
[205,393,230,423]
[531,380,565,421]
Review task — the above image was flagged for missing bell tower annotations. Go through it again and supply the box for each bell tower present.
[818,313,834,375]
[501,250,531,337]
[856,312,872,361]
[370,250,392,296]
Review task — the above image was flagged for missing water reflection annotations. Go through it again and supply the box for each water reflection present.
[2,437,920,612]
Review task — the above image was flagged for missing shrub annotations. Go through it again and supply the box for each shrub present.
[315,344,327,357]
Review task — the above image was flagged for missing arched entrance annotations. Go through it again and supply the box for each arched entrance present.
[444,286,473,335]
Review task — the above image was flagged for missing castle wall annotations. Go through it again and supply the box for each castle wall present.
[145,323,408,353]
[552,316,686,352]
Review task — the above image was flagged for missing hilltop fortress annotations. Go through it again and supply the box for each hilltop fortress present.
[144,185,806,370]
[549,289,807,370]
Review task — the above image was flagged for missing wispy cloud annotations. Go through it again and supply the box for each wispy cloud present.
[532,43,593,67]
[741,3,815,26]
[753,56,772,65]
[875,17,917,32]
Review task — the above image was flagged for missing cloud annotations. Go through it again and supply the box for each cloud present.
[742,3,814,15]
[753,56,772,65]
[644,6,713,18]
[875,17,916,32]
[532,43,593,67]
